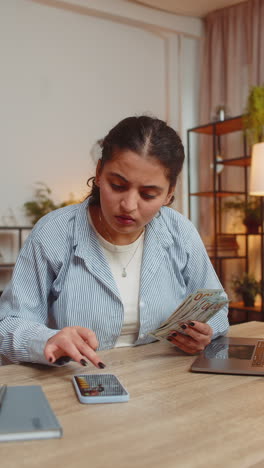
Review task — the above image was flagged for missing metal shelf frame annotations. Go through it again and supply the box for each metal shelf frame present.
[187,115,264,321]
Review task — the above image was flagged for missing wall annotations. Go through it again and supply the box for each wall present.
[0,0,202,227]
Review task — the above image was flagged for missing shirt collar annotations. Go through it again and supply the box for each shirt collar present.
[73,199,174,252]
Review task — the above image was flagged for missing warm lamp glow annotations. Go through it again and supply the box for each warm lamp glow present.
[250,142,264,196]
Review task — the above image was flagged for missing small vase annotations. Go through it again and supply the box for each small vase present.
[245,223,260,234]
[242,293,255,307]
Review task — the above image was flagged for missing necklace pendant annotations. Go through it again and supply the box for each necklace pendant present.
[122,268,127,278]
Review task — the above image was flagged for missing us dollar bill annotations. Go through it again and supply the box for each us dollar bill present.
[149,289,229,340]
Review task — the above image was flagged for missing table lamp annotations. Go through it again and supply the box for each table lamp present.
[249,142,264,315]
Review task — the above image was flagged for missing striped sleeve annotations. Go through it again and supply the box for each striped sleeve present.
[181,219,229,338]
[0,234,60,365]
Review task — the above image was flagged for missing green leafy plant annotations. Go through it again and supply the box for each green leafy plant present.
[231,273,261,307]
[224,196,261,233]
[24,182,77,225]
[243,85,264,145]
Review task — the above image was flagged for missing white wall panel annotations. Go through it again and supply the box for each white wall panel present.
[0,0,202,225]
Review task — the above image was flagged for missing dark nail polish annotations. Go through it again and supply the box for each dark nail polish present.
[49,357,53,363]
[181,324,187,330]
[98,362,106,369]
[80,359,88,366]
[189,322,195,327]
[171,332,177,337]
[55,356,71,365]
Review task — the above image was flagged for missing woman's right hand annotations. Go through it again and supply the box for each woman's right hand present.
[44,326,106,368]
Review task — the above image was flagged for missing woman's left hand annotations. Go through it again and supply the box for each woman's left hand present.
[167,321,213,355]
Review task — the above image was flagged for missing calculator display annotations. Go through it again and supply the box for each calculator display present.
[74,374,128,397]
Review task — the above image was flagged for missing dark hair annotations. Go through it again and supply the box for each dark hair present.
[87,115,185,205]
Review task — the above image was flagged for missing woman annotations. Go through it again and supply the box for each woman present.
[0,116,229,366]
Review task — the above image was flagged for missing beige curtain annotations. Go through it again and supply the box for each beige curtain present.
[200,0,264,122]
[198,0,264,228]
[197,0,264,297]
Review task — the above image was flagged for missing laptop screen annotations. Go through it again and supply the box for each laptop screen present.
[204,342,255,360]
[191,336,264,375]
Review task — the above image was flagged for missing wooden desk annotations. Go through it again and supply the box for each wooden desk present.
[1,321,264,468]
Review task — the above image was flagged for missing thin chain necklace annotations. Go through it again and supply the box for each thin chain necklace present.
[98,209,143,278]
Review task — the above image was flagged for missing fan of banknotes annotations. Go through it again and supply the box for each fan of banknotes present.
[149,289,229,341]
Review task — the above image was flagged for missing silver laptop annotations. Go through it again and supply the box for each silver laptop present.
[191,336,264,376]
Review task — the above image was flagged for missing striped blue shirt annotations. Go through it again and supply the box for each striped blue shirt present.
[0,199,229,365]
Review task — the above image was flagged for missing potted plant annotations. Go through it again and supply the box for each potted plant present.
[231,273,261,307]
[224,196,261,234]
[243,85,264,146]
[24,182,77,225]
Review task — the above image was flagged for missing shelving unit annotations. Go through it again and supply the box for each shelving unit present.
[187,115,264,323]
[0,226,31,295]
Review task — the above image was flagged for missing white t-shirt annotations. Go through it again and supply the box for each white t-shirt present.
[88,211,144,347]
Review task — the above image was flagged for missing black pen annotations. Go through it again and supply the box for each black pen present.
[0,385,7,409]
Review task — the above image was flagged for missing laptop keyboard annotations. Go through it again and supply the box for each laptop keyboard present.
[252,341,264,367]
